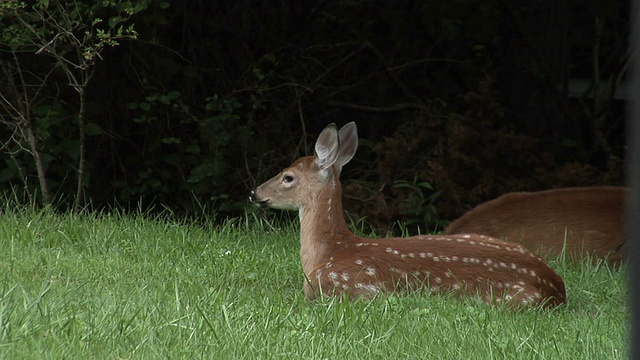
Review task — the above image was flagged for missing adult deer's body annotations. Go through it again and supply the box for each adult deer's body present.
[250,123,566,308]
[444,187,627,267]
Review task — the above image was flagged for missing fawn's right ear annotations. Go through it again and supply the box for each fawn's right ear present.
[314,123,340,171]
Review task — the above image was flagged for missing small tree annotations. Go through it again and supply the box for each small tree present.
[0,0,145,210]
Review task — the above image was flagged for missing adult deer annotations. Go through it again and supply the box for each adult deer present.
[444,187,627,267]
[250,122,566,308]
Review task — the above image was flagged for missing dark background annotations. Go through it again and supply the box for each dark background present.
[0,0,629,233]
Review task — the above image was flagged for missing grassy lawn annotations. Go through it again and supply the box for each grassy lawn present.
[0,207,628,359]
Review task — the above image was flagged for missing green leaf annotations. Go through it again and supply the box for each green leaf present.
[149,178,161,189]
[392,181,413,189]
[159,91,180,104]
[108,16,123,27]
[167,91,181,100]
[161,137,181,144]
[185,144,200,154]
[417,182,434,190]
[36,0,50,9]
[85,122,102,136]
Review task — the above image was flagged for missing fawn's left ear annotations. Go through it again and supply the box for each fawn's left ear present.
[336,122,358,172]
[314,123,340,171]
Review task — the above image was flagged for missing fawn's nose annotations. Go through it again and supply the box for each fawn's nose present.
[249,190,269,206]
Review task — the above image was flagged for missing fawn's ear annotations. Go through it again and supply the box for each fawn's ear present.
[314,123,340,171]
[336,122,358,172]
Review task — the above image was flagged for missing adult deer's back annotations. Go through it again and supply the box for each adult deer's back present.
[444,187,627,266]
[250,122,566,308]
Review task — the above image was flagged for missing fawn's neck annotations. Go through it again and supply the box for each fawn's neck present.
[298,174,354,276]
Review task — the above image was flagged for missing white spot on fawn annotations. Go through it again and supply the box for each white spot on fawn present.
[355,283,379,293]
[365,266,376,276]
[355,259,364,266]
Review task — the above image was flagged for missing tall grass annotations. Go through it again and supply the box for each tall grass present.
[0,207,628,359]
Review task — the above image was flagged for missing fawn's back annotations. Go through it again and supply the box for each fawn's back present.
[308,232,566,307]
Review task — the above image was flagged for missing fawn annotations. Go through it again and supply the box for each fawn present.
[250,122,566,308]
[444,187,627,267]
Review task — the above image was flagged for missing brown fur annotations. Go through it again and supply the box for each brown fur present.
[444,187,627,267]
[250,123,566,308]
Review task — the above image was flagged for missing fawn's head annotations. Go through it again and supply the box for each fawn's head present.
[250,122,358,211]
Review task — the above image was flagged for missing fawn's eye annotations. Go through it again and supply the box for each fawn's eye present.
[282,174,294,184]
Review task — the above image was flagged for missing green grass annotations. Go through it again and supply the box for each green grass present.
[0,207,628,359]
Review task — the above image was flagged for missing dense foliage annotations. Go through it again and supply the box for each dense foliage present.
[0,0,628,231]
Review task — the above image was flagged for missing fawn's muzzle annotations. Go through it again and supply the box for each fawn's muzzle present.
[249,190,269,207]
